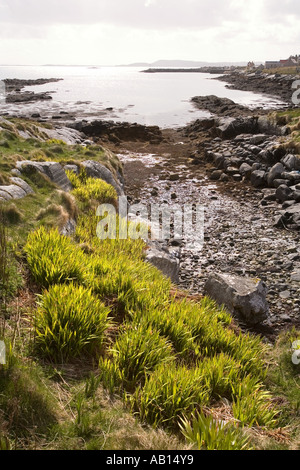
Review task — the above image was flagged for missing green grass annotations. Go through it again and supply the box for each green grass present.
[1,117,300,450]
[71,175,117,211]
[129,363,210,430]
[24,226,87,288]
[47,380,190,451]
[21,213,275,437]
[272,109,300,153]
[23,219,276,440]
[0,206,23,322]
[179,412,252,450]
[0,117,122,250]
[0,118,122,179]
[263,66,300,75]
[107,322,175,391]
[265,330,300,437]
[33,283,111,362]
[0,353,59,449]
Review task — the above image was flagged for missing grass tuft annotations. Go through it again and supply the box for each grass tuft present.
[33,283,111,362]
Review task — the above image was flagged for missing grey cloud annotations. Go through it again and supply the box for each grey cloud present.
[0,0,244,29]
[261,0,300,21]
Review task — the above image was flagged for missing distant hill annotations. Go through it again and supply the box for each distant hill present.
[121,59,250,67]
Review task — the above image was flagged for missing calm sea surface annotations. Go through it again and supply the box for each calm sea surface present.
[0,66,285,128]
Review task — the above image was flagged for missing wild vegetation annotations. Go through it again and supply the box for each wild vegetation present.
[262,66,300,75]
[273,109,300,152]
[0,117,299,450]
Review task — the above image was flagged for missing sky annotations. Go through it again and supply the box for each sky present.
[0,0,299,65]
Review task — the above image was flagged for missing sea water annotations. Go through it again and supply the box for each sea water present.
[0,65,285,128]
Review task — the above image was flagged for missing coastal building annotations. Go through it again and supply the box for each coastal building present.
[247,61,255,69]
[265,55,300,69]
[265,61,280,69]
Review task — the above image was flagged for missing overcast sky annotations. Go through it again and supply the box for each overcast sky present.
[0,0,299,65]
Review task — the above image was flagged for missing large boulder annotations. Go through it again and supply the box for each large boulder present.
[16,161,72,191]
[281,154,300,171]
[279,202,300,218]
[72,120,163,144]
[275,202,300,230]
[145,242,180,283]
[81,160,124,196]
[239,163,252,179]
[267,162,285,187]
[249,134,268,145]
[212,116,283,140]
[0,184,27,200]
[204,273,269,325]
[251,170,266,188]
[282,171,300,185]
[10,177,34,195]
[276,184,293,202]
[256,117,284,136]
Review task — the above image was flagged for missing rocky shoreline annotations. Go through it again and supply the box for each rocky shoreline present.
[68,94,299,338]
[142,66,226,74]
[3,78,62,103]
[1,71,300,338]
[215,70,299,105]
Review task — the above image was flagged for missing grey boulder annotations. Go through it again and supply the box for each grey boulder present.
[64,164,80,175]
[239,163,252,179]
[60,218,77,236]
[10,177,34,195]
[204,273,269,325]
[281,154,300,171]
[251,170,266,188]
[81,160,124,196]
[145,242,180,283]
[276,184,293,202]
[267,163,285,187]
[16,161,72,192]
[0,185,27,200]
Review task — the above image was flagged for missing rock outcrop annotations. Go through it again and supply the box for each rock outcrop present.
[16,161,72,192]
[4,78,62,104]
[0,176,34,201]
[196,126,300,230]
[81,160,124,196]
[70,120,163,144]
[191,95,252,118]
[215,70,299,104]
[145,241,180,283]
[204,273,269,325]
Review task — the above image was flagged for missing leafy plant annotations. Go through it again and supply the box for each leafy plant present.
[130,363,209,430]
[199,353,244,400]
[25,226,87,288]
[179,412,252,450]
[232,387,278,428]
[72,176,117,209]
[0,206,10,316]
[34,283,110,362]
[98,357,125,395]
[109,322,175,390]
